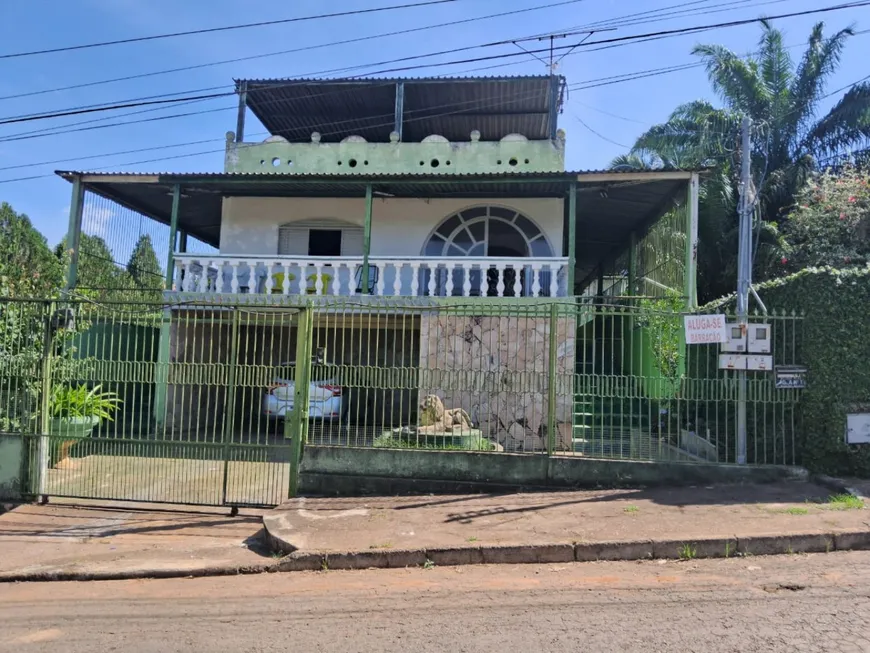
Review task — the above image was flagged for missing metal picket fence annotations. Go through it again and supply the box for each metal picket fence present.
[0,296,803,507]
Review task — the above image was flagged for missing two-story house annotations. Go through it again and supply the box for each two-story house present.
[57,75,700,455]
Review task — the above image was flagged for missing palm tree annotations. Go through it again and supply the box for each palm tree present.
[614,21,870,301]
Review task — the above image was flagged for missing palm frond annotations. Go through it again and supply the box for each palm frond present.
[802,83,870,158]
[692,43,768,118]
[758,21,793,148]
[788,22,854,144]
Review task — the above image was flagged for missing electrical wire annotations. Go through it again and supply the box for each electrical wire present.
[0,0,461,60]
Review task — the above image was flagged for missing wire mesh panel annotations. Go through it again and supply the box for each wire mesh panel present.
[73,189,216,302]
[568,303,802,466]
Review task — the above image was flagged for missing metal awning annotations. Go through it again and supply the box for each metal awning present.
[237,76,563,143]
[56,169,695,280]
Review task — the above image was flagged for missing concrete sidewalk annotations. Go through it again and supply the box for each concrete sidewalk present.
[0,500,273,581]
[1,481,868,581]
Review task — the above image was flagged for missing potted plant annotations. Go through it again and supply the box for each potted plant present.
[49,384,122,467]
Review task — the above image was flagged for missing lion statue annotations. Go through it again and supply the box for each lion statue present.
[418,394,474,433]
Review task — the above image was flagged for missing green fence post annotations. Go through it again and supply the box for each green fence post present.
[152,311,171,434]
[547,302,558,456]
[36,301,55,501]
[220,309,241,506]
[287,305,312,498]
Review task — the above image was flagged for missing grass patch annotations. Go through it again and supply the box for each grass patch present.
[825,494,864,511]
[466,536,479,542]
[423,559,435,570]
[769,506,810,515]
[679,543,697,560]
[623,505,639,514]
[369,542,393,549]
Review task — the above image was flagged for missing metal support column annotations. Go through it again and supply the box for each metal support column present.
[360,184,373,294]
[235,81,247,142]
[178,231,188,254]
[220,310,241,506]
[63,177,85,293]
[165,184,181,290]
[393,82,404,141]
[567,182,577,295]
[736,116,752,465]
[627,231,638,299]
[684,173,700,309]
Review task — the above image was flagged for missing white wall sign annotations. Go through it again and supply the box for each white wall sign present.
[684,314,728,344]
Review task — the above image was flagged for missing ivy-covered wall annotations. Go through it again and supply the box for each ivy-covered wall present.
[753,267,870,475]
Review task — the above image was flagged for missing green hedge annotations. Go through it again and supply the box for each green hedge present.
[740,267,870,475]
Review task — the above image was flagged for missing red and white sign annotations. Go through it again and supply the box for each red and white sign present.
[684,314,728,344]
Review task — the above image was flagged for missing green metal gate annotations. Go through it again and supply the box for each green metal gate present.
[1,299,314,508]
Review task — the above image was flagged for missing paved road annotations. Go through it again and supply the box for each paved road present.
[2,552,869,652]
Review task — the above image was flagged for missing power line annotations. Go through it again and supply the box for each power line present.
[0,0,461,60]
[8,0,867,127]
[574,114,630,147]
[0,0,589,103]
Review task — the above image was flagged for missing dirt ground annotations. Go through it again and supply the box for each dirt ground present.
[1,552,869,652]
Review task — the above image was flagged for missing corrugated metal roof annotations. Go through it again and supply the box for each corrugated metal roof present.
[57,169,693,260]
[237,76,563,143]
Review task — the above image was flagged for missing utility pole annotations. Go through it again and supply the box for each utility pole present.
[736,116,752,464]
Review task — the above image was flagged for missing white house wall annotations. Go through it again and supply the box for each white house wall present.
[219,196,564,257]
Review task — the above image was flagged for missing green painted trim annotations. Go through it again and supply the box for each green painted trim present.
[63,177,84,292]
[567,182,577,294]
[165,184,181,289]
[152,174,576,186]
[361,184,373,294]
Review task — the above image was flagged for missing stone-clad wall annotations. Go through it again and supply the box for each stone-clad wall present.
[418,312,575,452]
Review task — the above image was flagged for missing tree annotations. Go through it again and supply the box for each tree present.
[55,234,131,301]
[0,202,63,298]
[614,21,870,301]
[126,234,164,291]
[784,166,870,270]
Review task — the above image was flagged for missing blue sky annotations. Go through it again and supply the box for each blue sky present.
[1,0,867,246]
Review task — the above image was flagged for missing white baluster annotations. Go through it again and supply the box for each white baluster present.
[174,260,184,291]
[314,264,325,295]
[462,262,472,297]
[374,263,386,296]
[550,264,560,297]
[512,262,522,297]
[410,262,421,296]
[282,264,291,295]
[530,263,542,297]
[444,263,455,297]
[264,262,275,294]
[392,262,402,296]
[495,263,506,297]
[230,261,240,294]
[197,260,209,293]
[427,263,437,297]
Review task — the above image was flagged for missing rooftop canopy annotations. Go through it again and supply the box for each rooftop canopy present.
[236,76,564,143]
[56,169,696,286]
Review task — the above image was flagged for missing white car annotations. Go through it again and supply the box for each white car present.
[261,359,343,420]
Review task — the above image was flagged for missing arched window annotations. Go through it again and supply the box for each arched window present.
[422,206,554,296]
[422,205,552,258]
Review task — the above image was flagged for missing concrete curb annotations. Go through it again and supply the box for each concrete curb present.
[4,530,870,583]
[268,529,870,572]
[811,474,869,502]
